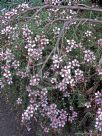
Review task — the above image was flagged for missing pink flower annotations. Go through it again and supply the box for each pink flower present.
[44,0,49,4]
[98,39,102,47]
[30,74,40,86]
[44,127,49,133]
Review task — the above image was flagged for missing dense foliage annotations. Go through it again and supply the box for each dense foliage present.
[0,0,102,135]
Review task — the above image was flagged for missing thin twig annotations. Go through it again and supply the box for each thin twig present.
[45,18,102,28]
[1,5,102,27]
[38,21,71,74]
[26,5,102,13]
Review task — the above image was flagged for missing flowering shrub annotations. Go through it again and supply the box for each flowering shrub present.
[0,1,102,135]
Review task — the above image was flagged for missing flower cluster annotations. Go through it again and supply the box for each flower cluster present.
[52,54,63,69]
[60,65,75,87]
[66,39,79,53]
[95,91,102,105]
[17,3,29,11]
[1,9,17,24]
[16,98,22,105]
[95,90,102,132]
[16,70,28,78]
[95,108,102,132]
[83,50,96,63]
[35,35,49,50]
[74,69,84,83]
[60,65,71,78]
[1,26,15,35]
[22,104,35,123]
[21,86,77,131]
[22,25,49,61]
[12,60,20,69]
[98,39,102,47]
[44,0,79,6]
[85,30,92,37]
[5,48,14,62]
[1,3,30,25]
[53,27,61,35]
[71,59,80,68]
[50,77,57,84]
[58,80,67,92]
[96,67,102,75]
[0,48,19,85]
[0,49,4,61]
[43,104,68,128]
[51,0,62,5]
[1,25,19,41]
[30,75,40,86]
[68,106,77,123]
[85,101,91,108]
[0,48,14,63]
[2,65,13,85]
[0,79,4,90]
[22,87,48,125]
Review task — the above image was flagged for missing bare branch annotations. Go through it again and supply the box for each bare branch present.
[38,21,72,74]
[1,5,102,27]
[45,18,102,28]
[26,5,102,13]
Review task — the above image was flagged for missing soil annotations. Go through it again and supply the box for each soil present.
[0,96,37,136]
[0,96,20,136]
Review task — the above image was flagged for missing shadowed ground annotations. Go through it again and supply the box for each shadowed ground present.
[0,96,20,136]
[0,96,37,136]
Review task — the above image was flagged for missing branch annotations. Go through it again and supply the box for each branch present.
[1,5,102,27]
[45,18,102,28]
[38,21,71,74]
[27,5,102,13]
